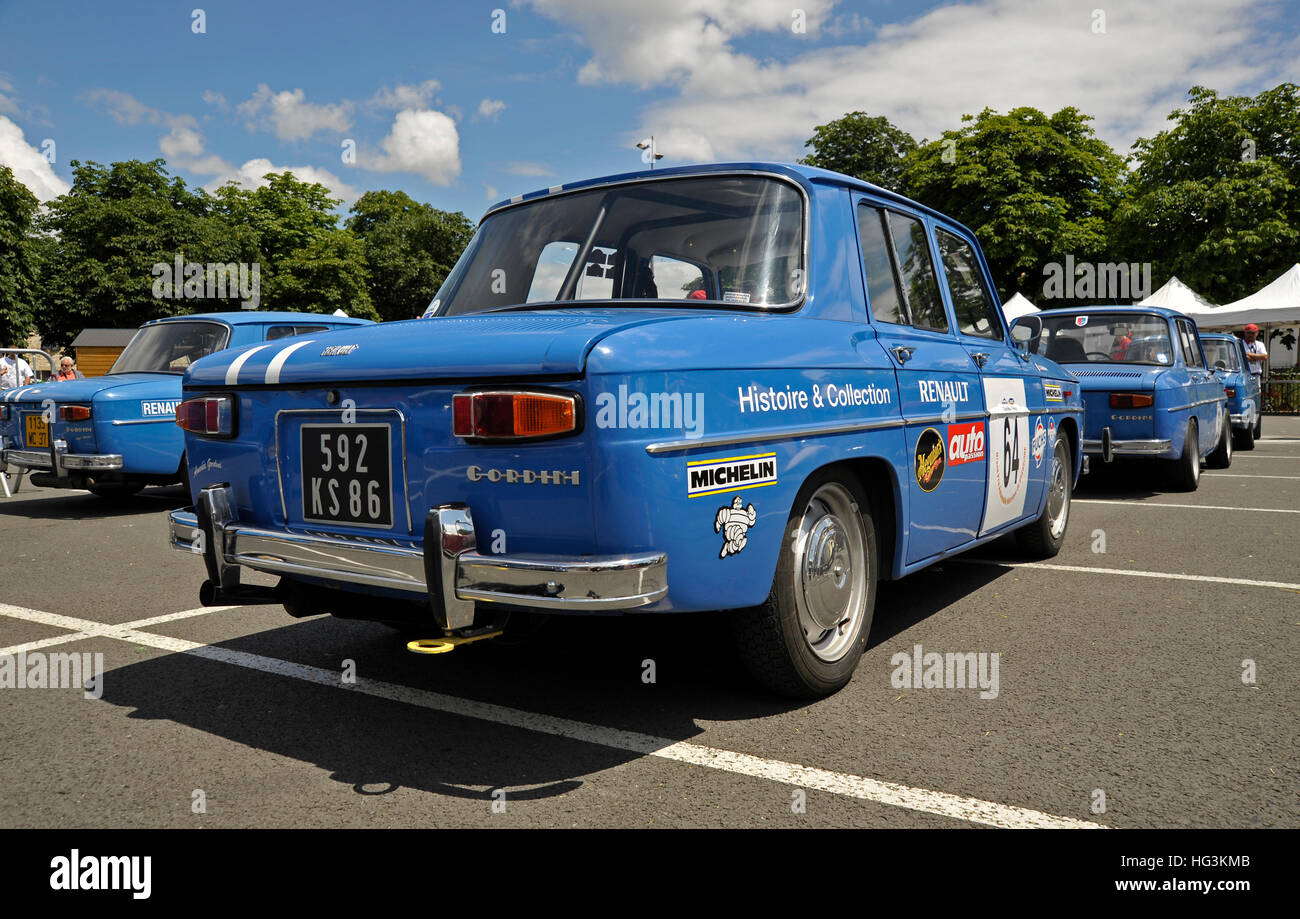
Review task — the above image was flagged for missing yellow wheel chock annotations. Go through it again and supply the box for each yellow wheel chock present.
[407,629,502,655]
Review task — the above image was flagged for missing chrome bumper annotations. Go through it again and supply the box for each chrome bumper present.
[168,485,668,628]
[1229,413,1249,427]
[1082,438,1171,456]
[1,443,123,473]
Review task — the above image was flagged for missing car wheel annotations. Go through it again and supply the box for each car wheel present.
[1206,414,1232,469]
[1169,419,1200,491]
[1254,412,1262,439]
[732,469,876,699]
[1234,423,1255,451]
[1016,429,1072,558]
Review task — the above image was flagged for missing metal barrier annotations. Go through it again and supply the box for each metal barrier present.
[1,347,58,497]
[1262,378,1300,415]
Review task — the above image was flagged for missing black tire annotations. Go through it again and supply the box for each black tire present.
[1206,413,1232,469]
[88,483,143,499]
[1016,429,1072,558]
[731,468,877,699]
[1234,423,1255,451]
[1168,420,1200,492]
[1254,412,1262,439]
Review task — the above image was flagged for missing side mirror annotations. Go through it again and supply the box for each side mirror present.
[1010,315,1042,351]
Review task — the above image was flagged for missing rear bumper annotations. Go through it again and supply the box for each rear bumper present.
[2,441,123,474]
[1083,436,1171,457]
[168,484,668,628]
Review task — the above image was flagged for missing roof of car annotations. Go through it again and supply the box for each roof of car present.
[1037,304,1189,320]
[70,328,139,347]
[484,161,975,238]
[141,311,370,328]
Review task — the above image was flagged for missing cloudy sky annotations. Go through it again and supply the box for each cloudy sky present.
[1,0,1297,219]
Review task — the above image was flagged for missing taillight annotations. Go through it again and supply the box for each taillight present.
[452,391,578,440]
[59,404,92,421]
[1110,393,1154,409]
[0,405,8,421]
[1225,387,1236,398]
[176,395,235,436]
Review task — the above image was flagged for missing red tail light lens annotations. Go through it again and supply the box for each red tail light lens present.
[176,396,235,436]
[1110,393,1154,409]
[0,405,8,421]
[1225,387,1236,398]
[59,404,92,421]
[453,391,577,440]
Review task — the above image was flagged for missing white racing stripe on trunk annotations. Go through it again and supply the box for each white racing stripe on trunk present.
[224,345,273,385]
[0,602,1100,828]
[264,340,315,385]
[1076,499,1300,514]
[957,560,1300,592]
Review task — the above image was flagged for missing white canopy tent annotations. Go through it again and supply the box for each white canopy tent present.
[1002,292,1039,321]
[1189,264,1300,328]
[1138,276,1218,314]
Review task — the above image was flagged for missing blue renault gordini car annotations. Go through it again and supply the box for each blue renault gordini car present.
[168,163,1084,697]
[0,311,370,498]
[1013,305,1230,490]
[1200,332,1262,450]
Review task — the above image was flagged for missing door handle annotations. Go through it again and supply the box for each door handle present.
[970,352,989,368]
[889,345,915,365]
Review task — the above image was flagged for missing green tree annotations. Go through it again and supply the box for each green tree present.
[0,165,40,347]
[799,111,917,192]
[346,190,473,321]
[903,106,1126,300]
[212,172,378,320]
[1113,84,1300,303]
[35,159,250,348]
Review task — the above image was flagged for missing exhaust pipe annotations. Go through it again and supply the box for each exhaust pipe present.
[199,579,283,607]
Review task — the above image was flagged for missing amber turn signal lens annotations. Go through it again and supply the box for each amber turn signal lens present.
[453,391,577,440]
[1109,392,1154,409]
[58,404,92,421]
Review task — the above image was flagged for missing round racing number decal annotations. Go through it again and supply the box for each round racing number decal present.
[914,427,946,493]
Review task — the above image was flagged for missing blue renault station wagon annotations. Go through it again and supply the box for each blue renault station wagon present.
[1200,332,1262,450]
[1013,305,1230,490]
[168,163,1084,697]
[0,311,371,498]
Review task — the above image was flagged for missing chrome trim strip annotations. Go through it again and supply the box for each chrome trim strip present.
[901,410,986,425]
[1165,397,1228,412]
[457,551,668,610]
[646,417,900,455]
[112,418,174,426]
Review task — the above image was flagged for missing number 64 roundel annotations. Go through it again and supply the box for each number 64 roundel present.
[981,377,1030,534]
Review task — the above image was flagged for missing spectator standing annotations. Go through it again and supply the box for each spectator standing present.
[54,357,85,381]
[1242,323,1267,378]
[1,352,33,389]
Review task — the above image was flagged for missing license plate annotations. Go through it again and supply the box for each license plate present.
[300,424,393,528]
[25,415,48,448]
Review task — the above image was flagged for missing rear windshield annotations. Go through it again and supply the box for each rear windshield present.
[1202,338,1242,371]
[1031,312,1174,366]
[109,321,230,374]
[429,175,805,316]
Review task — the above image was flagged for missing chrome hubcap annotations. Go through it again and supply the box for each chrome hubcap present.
[793,483,867,662]
[1047,439,1070,540]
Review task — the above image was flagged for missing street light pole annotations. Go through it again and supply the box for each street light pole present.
[636,136,664,169]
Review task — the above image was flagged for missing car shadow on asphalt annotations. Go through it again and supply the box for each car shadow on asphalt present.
[0,484,188,520]
[1072,458,1178,500]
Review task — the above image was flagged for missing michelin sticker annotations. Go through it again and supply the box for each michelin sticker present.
[715,496,757,558]
[981,377,1030,533]
[1044,383,1064,403]
[687,453,776,498]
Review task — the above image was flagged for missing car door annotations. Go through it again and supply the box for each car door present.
[1176,318,1220,454]
[853,198,986,563]
[931,225,1041,535]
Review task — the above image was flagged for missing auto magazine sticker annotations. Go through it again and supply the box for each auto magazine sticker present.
[982,377,1030,533]
[914,427,946,492]
[687,453,777,497]
[947,421,985,466]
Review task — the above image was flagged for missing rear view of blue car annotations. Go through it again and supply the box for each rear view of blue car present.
[0,311,371,498]
[1201,332,1262,450]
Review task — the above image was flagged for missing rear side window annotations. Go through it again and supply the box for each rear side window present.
[936,228,1001,340]
[887,212,948,332]
[1177,321,1204,368]
[857,205,905,324]
[267,324,329,341]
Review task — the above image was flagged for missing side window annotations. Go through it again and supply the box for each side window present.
[650,254,706,299]
[266,324,329,341]
[856,204,906,324]
[575,246,618,300]
[887,212,948,332]
[935,228,1002,340]
[1178,321,1203,368]
[527,241,579,302]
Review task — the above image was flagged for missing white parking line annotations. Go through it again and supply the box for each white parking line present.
[1203,473,1300,480]
[0,602,1100,830]
[1231,454,1300,459]
[0,632,94,656]
[0,604,233,655]
[959,560,1300,592]
[1075,499,1300,514]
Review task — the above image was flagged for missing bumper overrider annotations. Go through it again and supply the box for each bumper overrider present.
[1,438,123,475]
[168,484,668,629]
[1082,426,1171,461]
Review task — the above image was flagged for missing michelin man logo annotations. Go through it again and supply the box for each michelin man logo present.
[714,496,757,559]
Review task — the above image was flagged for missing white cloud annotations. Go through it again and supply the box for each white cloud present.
[476,98,506,121]
[85,88,159,125]
[370,80,441,110]
[201,90,229,111]
[0,77,19,117]
[159,115,205,159]
[368,109,461,185]
[525,0,1292,164]
[484,182,499,200]
[0,116,69,201]
[237,84,352,141]
[505,161,553,176]
[201,157,360,204]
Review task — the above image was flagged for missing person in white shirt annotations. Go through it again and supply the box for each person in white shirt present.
[1242,324,1267,378]
[1,353,33,390]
